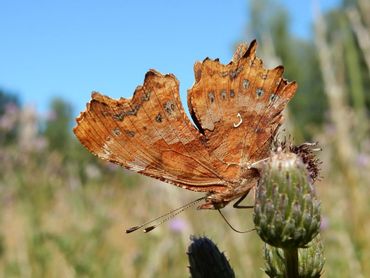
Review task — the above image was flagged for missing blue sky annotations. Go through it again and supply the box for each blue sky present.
[0,0,339,116]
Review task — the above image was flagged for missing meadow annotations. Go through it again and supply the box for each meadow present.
[1,0,370,277]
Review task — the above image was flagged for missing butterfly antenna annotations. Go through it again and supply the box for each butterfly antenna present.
[126,196,205,233]
[217,209,255,234]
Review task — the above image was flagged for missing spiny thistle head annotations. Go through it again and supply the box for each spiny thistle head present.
[276,140,321,183]
[253,142,321,248]
[264,236,325,277]
[187,236,235,278]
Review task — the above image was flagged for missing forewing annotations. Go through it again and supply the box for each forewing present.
[74,70,231,192]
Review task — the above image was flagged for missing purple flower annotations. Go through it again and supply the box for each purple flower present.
[169,218,187,233]
[356,154,369,168]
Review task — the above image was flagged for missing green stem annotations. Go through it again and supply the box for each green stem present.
[283,248,299,278]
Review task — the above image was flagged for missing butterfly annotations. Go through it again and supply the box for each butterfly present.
[73,40,297,210]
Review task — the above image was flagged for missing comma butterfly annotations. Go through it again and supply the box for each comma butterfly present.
[74,40,297,210]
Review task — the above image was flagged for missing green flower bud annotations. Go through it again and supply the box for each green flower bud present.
[253,149,321,249]
[187,236,235,278]
[264,236,325,277]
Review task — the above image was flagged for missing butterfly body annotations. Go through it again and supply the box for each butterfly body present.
[199,171,259,209]
[74,40,297,210]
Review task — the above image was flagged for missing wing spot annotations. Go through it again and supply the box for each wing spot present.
[155,113,163,123]
[220,90,227,100]
[126,105,139,116]
[125,130,135,137]
[113,105,140,121]
[113,113,124,121]
[142,90,151,101]
[208,92,215,103]
[261,73,268,79]
[256,88,264,97]
[113,127,121,136]
[230,66,243,79]
[230,89,235,98]
[270,94,278,103]
[164,100,176,115]
[243,79,250,89]
[220,71,228,77]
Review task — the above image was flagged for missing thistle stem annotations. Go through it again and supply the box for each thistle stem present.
[283,248,299,278]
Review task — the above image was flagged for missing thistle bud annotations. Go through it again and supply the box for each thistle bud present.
[264,236,325,277]
[253,146,321,249]
[187,236,235,278]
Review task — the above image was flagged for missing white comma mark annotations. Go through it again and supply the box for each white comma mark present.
[233,113,243,128]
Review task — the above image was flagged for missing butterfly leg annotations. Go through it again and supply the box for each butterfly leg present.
[233,188,254,209]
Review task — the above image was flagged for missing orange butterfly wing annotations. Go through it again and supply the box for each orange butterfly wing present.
[188,40,297,176]
[74,70,234,192]
[74,41,297,208]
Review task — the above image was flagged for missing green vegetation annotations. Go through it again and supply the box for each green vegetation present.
[1,0,370,276]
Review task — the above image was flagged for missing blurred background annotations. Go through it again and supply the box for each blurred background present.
[1,0,370,277]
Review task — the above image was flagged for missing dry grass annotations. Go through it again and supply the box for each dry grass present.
[1,130,370,277]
